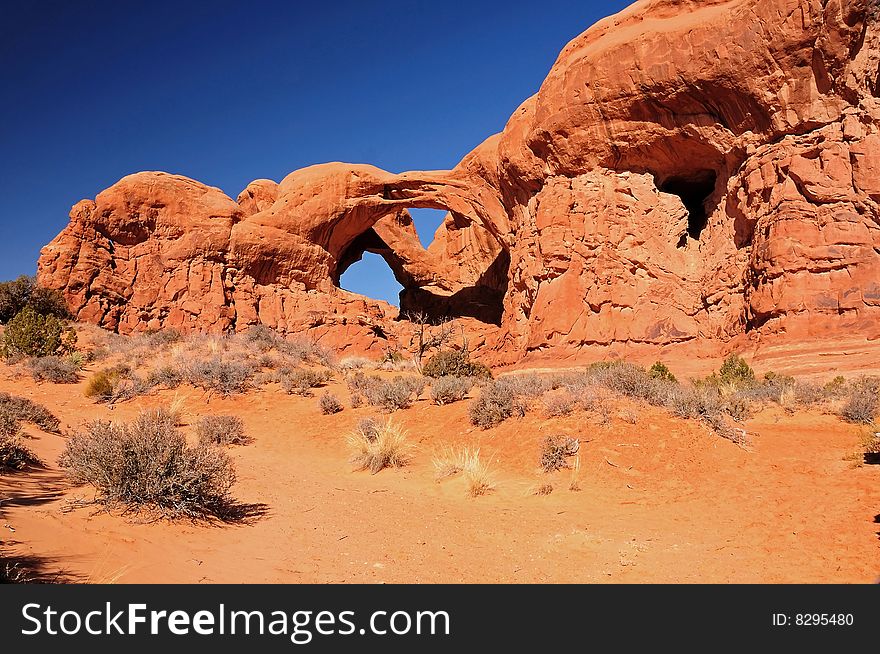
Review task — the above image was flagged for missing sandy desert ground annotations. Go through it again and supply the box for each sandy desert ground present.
[1,336,878,584]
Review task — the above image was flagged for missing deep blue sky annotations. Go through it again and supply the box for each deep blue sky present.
[1,0,630,305]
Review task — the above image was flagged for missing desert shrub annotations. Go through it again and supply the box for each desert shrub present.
[543,392,577,417]
[539,435,580,472]
[824,375,847,397]
[468,381,527,429]
[592,362,676,408]
[0,275,69,324]
[723,395,752,422]
[0,392,59,432]
[792,381,827,407]
[362,376,425,411]
[243,324,281,351]
[717,353,756,388]
[59,410,237,518]
[0,412,18,438]
[278,338,334,367]
[500,373,552,398]
[84,366,131,402]
[0,432,38,471]
[532,483,554,496]
[141,329,182,349]
[355,417,381,442]
[280,367,332,396]
[649,361,677,383]
[186,357,255,395]
[26,355,80,383]
[840,377,879,424]
[147,365,184,389]
[1,307,77,359]
[665,385,727,423]
[196,415,248,446]
[346,418,412,474]
[319,392,344,415]
[422,350,492,379]
[338,356,371,370]
[430,376,474,405]
[0,412,40,472]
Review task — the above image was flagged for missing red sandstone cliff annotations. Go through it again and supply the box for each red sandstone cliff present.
[38,0,880,363]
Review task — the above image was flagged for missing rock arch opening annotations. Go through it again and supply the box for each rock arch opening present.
[407,207,448,248]
[333,206,509,326]
[659,169,718,243]
[338,251,405,307]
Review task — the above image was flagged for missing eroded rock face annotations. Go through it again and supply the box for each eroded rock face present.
[38,0,880,363]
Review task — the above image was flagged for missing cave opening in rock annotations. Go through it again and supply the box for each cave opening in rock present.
[407,207,448,249]
[660,169,717,242]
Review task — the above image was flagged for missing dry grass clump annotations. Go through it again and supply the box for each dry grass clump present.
[539,435,580,472]
[0,392,60,433]
[26,355,80,383]
[430,376,475,405]
[431,446,495,497]
[59,409,238,519]
[196,415,248,446]
[346,417,412,474]
[319,392,344,415]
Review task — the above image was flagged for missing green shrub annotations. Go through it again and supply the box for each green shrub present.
[422,350,492,379]
[59,410,237,518]
[649,361,677,383]
[717,353,755,387]
[1,307,77,358]
[0,276,69,324]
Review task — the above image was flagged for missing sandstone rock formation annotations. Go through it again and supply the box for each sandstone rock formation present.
[38,0,880,364]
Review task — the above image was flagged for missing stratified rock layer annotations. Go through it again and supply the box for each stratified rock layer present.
[38,0,880,363]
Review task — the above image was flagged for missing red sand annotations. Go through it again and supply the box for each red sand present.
[1,361,878,584]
